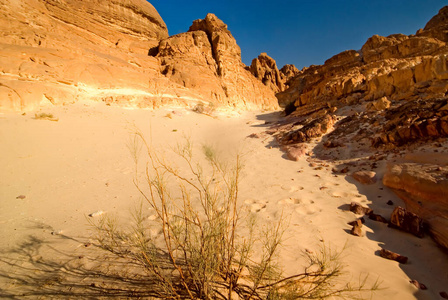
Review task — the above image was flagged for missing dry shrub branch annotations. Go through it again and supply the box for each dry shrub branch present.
[92,131,380,299]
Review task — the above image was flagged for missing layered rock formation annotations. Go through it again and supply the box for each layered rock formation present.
[268,6,448,250]
[249,53,284,93]
[277,6,448,110]
[383,161,448,250]
[0,0,170,111]
[0,1,278,111]
[156,14,278,109]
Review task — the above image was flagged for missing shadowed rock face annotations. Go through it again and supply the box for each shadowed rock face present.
[383,162,448,250]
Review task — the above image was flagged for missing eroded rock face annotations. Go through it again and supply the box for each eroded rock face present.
[383,162,448,250]
[249,53,284,93]
[279,6,448,112]
[0,3,278,111]
[0,0,170,111]
[279,64,300,88]
[157,13,278,109]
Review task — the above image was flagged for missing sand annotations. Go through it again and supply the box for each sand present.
[1,100,447,299]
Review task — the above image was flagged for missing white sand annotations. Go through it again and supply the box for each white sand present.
[1,100,447,299]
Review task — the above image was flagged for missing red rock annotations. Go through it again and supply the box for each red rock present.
[389,206,425,238]
[379,249,408,264]
[350,202,373,215]
[352,171,377,185]
[368,213,388,223]
[280,144,308,161]
[384,162,448,248]
[410,280,427,290]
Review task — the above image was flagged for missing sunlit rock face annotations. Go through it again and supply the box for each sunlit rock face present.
[0,3,278,111]
[277,6,448,111]
[0,0,171,111]
[157,13,279,110]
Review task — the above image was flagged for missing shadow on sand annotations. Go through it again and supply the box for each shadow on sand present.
[0,231,165,299]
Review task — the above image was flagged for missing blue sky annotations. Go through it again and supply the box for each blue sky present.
[151,1,447,69]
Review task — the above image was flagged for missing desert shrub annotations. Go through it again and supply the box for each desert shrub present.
[34,112,58,121]
[92,132,380,299]
[193,102,215,116]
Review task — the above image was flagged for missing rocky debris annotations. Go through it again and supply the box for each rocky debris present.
[349,218,363,237]
[348,217,366,226]
[387,200,394,206]
[366,96,391,111]
[280,144,308,161]
[384,162,448,249]
[15,195,26,199]
[352,171,377,185]
[409,280,428,290]
[372,98,448,148]
[389,206,425,238]
[368,213,388,223]
[350,202,373,216]
[379,248,408,264]
[278,114,336,145]
[249,53,284,92]
[278,6,448,115]
[157,14,278,110]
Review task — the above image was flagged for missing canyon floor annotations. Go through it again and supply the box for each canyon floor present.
[1,101,447,299]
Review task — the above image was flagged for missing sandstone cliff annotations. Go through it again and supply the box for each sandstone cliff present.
[0,0,171,111]
[156,14,278,109]
[0,2,278,111]
[270,6,448,250]
[277,6,448,110]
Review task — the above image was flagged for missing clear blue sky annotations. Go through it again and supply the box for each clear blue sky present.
[151,1,447,69]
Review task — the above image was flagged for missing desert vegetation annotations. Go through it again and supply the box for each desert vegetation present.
[91,131,380,299]
[34,112,58,121]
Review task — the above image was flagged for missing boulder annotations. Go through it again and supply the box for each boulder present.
[366,96,391,111]
[349,202,373,216]
[379,248,408,264]
[384,162,448,249]
[352,171,377,185]
[279,114,336,144]
[389,206,425,238]
[349,219,363,237]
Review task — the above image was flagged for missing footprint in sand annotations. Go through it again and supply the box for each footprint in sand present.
[282,197,302,205]
[244,199,267,213]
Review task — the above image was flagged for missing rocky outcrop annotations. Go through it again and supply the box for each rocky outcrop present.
[0,0,171,111]
[278,6,448,111]
[279,64,300,88]
[383,162,448,250]
[0,3,278,111]
[249,53,284,93]
[157,14,278,110]
[278,114,336,144]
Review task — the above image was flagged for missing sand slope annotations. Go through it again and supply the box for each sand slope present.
[1,101,447,299]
